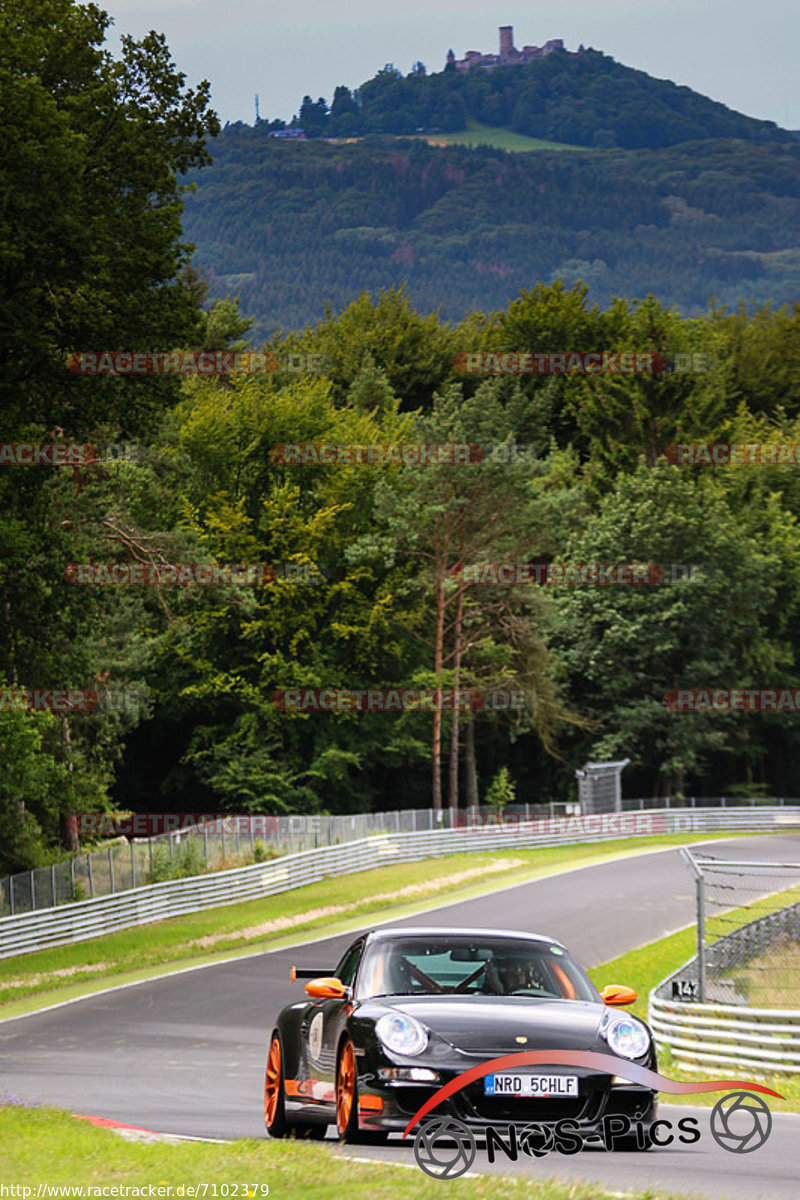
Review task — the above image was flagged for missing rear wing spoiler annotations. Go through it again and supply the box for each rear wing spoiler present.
[290,965,331,982]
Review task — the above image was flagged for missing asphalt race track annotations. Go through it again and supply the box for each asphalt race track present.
[2,834,799,1199]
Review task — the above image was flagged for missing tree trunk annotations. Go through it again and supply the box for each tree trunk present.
[448,586,464,813]
[465,716,479,811]
[431,560,447,813]
[60,715,79,852]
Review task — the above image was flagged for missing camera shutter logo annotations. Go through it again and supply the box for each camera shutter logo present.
[518,1122,556,1157]
[413,1116,476,1178]
[710,1092,772,1153]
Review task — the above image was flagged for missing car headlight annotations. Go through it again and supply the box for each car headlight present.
[603,1014,650,1060]
[376,1012,428,1056]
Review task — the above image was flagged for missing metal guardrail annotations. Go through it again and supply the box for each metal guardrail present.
[649,989,800,1076]
[1,805,797,960]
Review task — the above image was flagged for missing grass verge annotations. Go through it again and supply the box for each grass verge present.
[587,929,800,1112]
[0,1103,710,1199]
[0,831,762,1018]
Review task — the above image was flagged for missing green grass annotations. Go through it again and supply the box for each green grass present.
[414,120,584,153]
[0,831,763,1017]
[0,1103,717,1199]
[588,928,800,1112]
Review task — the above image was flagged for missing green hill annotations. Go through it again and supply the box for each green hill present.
[256,46,793,151]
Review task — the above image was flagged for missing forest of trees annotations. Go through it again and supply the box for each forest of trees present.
[3,0,800,877]
[180,132,800,337]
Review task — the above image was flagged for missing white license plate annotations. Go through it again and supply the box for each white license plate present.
[484,1073,579,1097]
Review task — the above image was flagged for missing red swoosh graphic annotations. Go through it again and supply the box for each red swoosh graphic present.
[401,1050,784,1139]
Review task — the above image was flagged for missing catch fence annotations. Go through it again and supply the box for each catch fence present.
[650,849,800,1075]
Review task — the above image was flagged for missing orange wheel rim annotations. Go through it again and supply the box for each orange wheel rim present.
[265,1036,281,1125]
[336,1041,355,1133]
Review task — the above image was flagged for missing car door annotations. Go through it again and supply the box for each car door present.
[301,938,364,1109]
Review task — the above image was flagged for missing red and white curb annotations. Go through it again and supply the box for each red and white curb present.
[74,1115,226,1144]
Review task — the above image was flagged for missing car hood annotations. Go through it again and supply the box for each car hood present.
[375,995,606,1054]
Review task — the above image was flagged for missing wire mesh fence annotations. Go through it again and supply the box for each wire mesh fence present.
[2,796,798,919]
[679,848,800,1007]
[1,803,577,917]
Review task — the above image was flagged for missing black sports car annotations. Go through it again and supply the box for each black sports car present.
[265,926,658,1146]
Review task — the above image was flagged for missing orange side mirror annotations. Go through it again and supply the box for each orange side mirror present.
[600,984,638,1006]
[305,976,347,999]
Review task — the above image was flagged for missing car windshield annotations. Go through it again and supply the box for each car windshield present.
[359,937,597,1001]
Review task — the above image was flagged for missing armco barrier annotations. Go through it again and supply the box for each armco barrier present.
[1,806,798,959]
[649,989,800,1076]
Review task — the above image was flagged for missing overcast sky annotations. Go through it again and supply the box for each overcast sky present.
[105,0,799,130]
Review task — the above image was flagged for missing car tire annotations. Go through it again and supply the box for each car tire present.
[336,1037,360,1142]
[264,1032,289,1138]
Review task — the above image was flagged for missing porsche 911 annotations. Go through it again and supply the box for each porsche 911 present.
[264,926,658,1147]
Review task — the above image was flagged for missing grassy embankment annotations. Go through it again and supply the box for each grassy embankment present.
[0,1102,719,1200]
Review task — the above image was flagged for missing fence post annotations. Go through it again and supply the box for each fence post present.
[204,826,209,864]
[10,876,14,916]
[51,863,56,908]
[30,870,35,911]
[108,847,115,894]
[70,856,75,900]
[87,854,94,897]
[221,826,226,859]
[131,840,136,890]
[697,871,706,1003]
[148,837,153,875]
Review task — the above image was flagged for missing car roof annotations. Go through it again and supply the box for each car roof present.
[364,927,565,948]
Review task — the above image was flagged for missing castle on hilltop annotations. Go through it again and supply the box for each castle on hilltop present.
[447,26,571,72]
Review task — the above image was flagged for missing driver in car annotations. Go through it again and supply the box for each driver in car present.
[484,956,530,994]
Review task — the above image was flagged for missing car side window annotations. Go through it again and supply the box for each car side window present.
[335,941,364,988]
